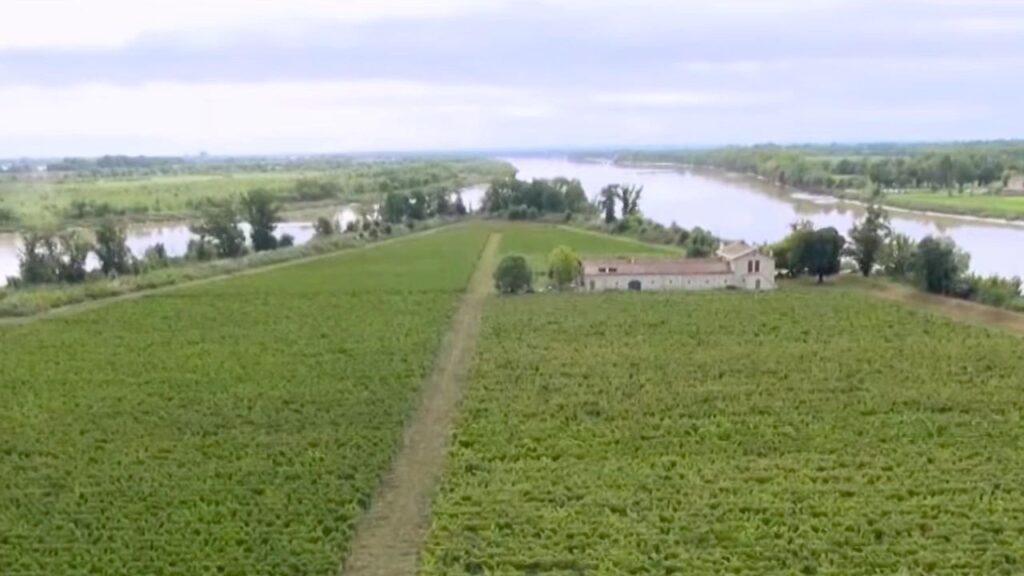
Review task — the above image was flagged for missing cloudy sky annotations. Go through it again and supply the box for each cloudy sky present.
[1,0,1023,156]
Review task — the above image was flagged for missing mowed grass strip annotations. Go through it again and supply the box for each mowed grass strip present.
[422,290,1024,574]
[0,225,490,575]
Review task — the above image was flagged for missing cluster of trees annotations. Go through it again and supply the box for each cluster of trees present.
[623,143,1024,194]
[381,189,468,223]
[771,205,1022,309]
[482,177,590,219]
[595,184,642,223]
[493,245,583,294]
[10,189,295,287]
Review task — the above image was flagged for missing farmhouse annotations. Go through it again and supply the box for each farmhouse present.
[581,241,775,292]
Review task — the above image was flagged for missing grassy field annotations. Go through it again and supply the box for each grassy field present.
[0,225,491,575]
[882,192,1024,220]
[0,159,512,229]
[421,228,1024,574]
[494,223,679,278]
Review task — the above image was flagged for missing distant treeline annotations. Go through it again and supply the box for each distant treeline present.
[619,142,1024,192]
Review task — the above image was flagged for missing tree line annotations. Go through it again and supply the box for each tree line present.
[8,189,297,288]
[621,144,1024,194]
[771,205,1022,309]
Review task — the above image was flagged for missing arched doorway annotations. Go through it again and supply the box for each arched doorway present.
[628,280,642,291]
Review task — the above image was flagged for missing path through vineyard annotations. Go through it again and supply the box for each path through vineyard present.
[342,232,501,576]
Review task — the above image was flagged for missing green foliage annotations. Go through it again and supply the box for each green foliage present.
[483,177,593,219]
[0,226,492,573]
[914,236,969,294]
[314,216,336,237]
[778,223,845,282]
[241,188,282,252]
[683,226,719,258]
[423,289,1024,574]
[94,219,134,275]
[16,230,93,285]
[547,245,580,290]
[846,204,891,276]
[191,201,246,258]
[493,254,533,294]
[278,233,295,248]
[881,232,917,278]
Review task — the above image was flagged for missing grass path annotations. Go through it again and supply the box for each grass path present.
[341,232,501,576]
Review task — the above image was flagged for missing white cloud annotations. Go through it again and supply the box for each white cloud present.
[0,0,498,49]
[593,90,789,108]
[0,80,551,154]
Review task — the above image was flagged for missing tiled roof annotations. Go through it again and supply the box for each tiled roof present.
[582,258,731,276]
[717,241,759,260]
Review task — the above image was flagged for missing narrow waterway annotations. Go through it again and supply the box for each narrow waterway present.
[509,157,1024,280]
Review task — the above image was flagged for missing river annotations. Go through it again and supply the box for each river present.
[509,157,1024,281]
[0,185,488,286]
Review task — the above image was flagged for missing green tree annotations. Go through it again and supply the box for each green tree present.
[618,184,643,217]
[55,231,93,283]
[453,193,468,216]
[846,204,890,277]
[382,192,410,223]
[684,227,719,258]
[493,254,533,294]
[241,189,281,252]
[597,185,619,223]
[314,216,336,237]
[881,233,917,278]
[17,232,60,285]
[547,245,580,290]
[191,201,245,258]
[94,219,134,275]
[914,236,968,294]
[793,226,845,283]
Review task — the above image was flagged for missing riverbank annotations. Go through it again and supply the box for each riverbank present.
[0,158,513,232]
[619,160,1024,224]
[0,218,458,320]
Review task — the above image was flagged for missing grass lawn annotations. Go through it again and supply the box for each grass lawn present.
[882,192,1024,220]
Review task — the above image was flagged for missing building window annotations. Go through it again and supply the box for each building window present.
[609,267,618,273]
[747,260,754,273]
[755,260,761,273]
[598,267,606,273]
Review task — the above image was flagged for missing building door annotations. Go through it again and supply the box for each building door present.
[628,280,642,291]
[755,279,762,290]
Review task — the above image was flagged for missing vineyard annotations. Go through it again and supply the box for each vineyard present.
[422,289,1024,574]
[0,225,490,574]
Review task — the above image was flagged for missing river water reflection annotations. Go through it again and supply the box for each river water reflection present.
[510,157,1024,280]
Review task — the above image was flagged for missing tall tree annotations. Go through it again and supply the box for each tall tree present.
[94,220,134,276]
[846,204,891,276]
[914,236,968,294]
[618,184,643,216]
[547,245,580,290]
[597,185,619,223]
[793,226,845,283]
[241,189,281,252]
[453,193,468,216]
[191,201,245,258]
[382,192,411,223]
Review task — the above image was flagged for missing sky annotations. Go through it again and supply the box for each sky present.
[1,0,1023,157]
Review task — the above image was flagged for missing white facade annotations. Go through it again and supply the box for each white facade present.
[582,242,775,292]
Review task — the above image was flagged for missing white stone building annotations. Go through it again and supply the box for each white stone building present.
[581,242,775,292]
